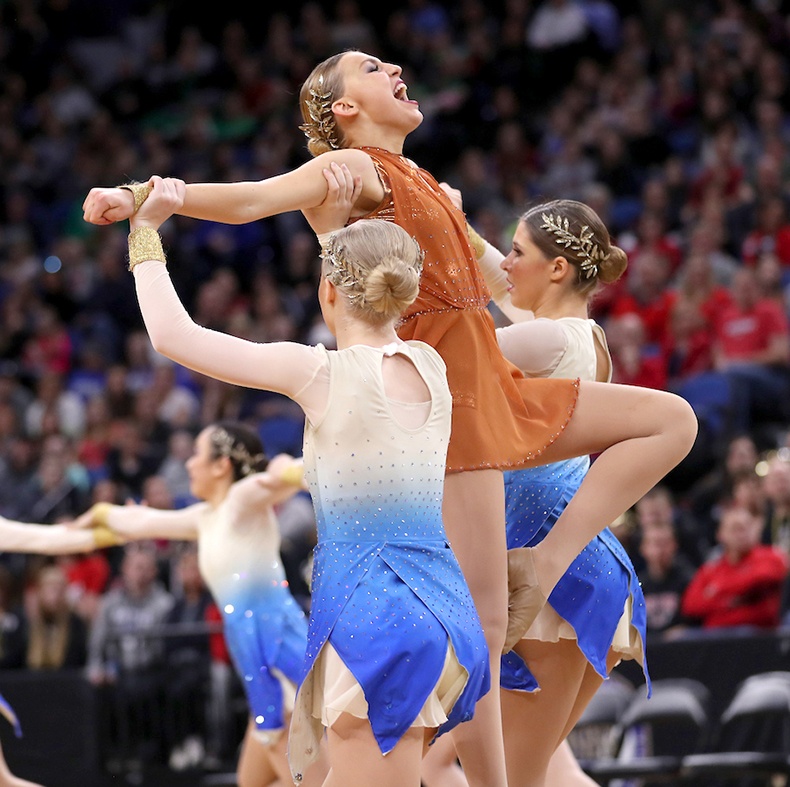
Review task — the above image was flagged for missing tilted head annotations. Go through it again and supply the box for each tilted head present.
[299,51,420,156]
[207,421,268,482]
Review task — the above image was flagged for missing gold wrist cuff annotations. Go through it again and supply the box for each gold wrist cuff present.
[280,463,305,487]
[466,223,486,260]
[128,227,165,271]
[118,181,152,213]
[92,524,124,549]
[90,502,113,528]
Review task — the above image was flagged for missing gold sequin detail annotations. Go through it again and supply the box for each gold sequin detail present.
[127,226,165,271]
[118,181,153,213]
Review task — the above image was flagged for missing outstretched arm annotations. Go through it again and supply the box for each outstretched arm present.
[0,517,102,555]
[82,149,381,226]
[438,182,533,324]
[74,501,205,542]
[127,177,325,399]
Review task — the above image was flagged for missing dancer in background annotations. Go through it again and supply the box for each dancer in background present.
[0,508,121,787]
[111,176,490,787]
[460,195,648,787]
[83,51,697,786]
[74,422,328,787]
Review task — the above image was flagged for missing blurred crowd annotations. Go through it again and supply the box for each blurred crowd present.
[2,0,790,773]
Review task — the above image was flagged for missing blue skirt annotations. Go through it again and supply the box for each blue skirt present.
[222,588,309,733]
[298,539,490,754]
[501,456,649,694]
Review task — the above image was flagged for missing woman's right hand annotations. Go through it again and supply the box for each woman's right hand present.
[130,176,186,231]
[303,162,362,237]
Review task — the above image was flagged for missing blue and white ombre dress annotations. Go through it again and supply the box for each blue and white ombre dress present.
[196,482,309,743]
[496,316,649,694]
[288,342,490,782]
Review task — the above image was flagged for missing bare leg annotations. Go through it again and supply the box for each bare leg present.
[237,716,328,787]
[501,639,596,787]
[531,382,697,594]
[321,713,425,787]
[443,470,509,787]
[559,652,622,743]
[545,741,598,787]
[0,742,43,787]
[421,733,468,787]
[236,720,280,787]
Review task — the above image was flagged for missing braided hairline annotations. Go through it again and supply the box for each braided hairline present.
[299,74,340,150]
[321,231,426,306]
[322,235,366,305]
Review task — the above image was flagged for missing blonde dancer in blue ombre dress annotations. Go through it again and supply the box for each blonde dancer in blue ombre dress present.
[288,340,490,782]
[119,176,489,787]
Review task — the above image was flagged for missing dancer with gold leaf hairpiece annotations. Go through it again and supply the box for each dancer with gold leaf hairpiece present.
[73,421,329,787]
[91,176,490,787]
[82,51,697,786]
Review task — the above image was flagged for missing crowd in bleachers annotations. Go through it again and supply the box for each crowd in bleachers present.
[2,0,790,774]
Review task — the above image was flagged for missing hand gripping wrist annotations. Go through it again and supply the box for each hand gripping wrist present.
[117,181,153,213]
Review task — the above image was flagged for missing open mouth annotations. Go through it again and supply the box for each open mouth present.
[394,82,416,104]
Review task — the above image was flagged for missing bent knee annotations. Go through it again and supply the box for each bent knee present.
[667,393,699,450]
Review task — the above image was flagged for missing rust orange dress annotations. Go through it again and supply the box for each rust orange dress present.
[356,147,579,474]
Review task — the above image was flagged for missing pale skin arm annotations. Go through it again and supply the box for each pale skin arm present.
[74,502,204,541]
[0,517,97,555]
[82,149,381,226]
[126,177,326,403]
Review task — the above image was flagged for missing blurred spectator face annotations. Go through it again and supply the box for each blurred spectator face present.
[177,550,204,596]
[639,524,678,575]
[37,455,67,492]
[669,298,705,340]
[635,488,674,531]
[762,458,790,505]
[717,506,761,558]
[754,253,782,295]
[726,436,758,476]
[141,475,174,510]
[731,473,765,516]
[730,268,760,309]
[36,565,68,617]
[168,430,195,463]
[121,548,158,597]
[680,253,714,291]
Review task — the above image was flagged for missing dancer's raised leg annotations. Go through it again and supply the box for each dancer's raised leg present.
[507,382,697,646]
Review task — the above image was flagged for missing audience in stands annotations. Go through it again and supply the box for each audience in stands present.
[0,0,788,773]
[681,504,789,633]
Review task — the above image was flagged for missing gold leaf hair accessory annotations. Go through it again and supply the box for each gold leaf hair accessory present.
[211,427,266,478]
[299,74,339,150]
[540,213,608,279]
[321,234,366,305]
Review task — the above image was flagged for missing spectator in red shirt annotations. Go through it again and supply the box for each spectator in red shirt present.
[740,196,790,268]
[673,252,735,330]
[609,249,676,347]
[607,312,668,390]
[712,266,790,434]
[681,504,788,632]
[662,297,714,388]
